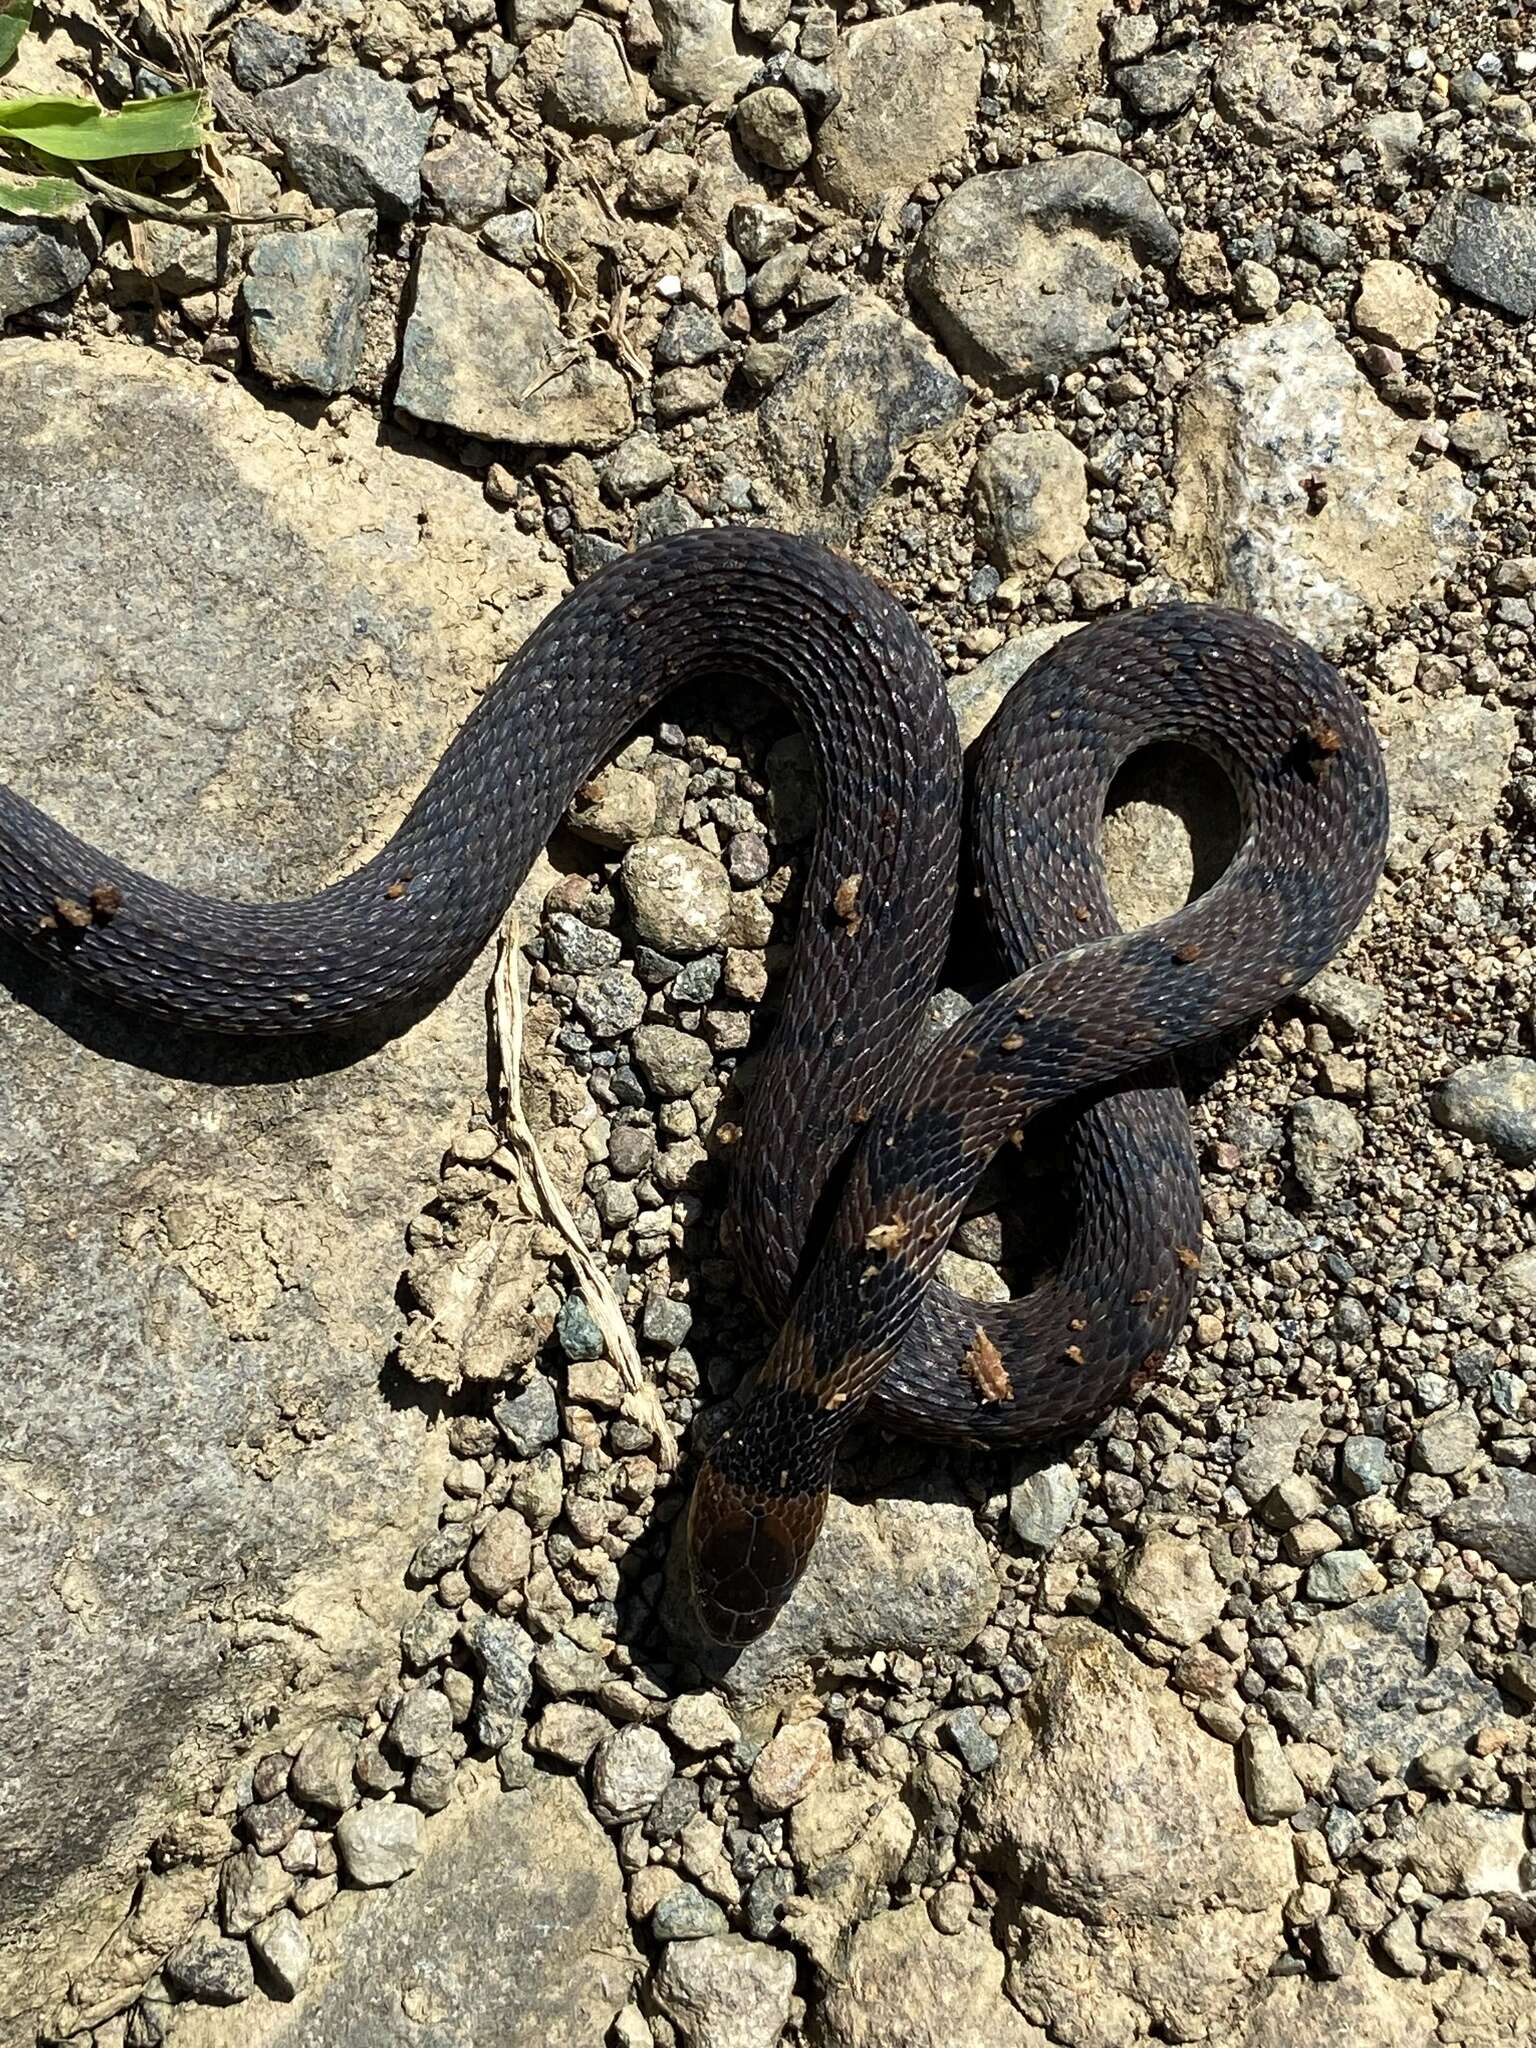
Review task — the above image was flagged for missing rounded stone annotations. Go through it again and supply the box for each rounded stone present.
[735,86,812,172]
[621,837,732,953]
[748,1719,833,1813]
[1432,1057,1536,1166]
[590,1724,676,1821]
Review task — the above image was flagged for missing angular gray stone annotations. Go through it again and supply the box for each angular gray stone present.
[169,1778,631,2046]
[1289,1098,1364,1202]
[230,19,307,93]
[631,1023,714,1096]
[1436,1472,1536,1583]
[164,1928,256,2008]
[547,14,648,138]
[621,837,731,953]
[290,1727,360,1816]
[461,1614,536,1749]
[1212,24,1344,148]
[257,69,435,222]
[250,1909,310,2000]
[0,336,562,2036]
[970,429,1089,588]
[1008,1458,1081,1552]
[397,229,633,452]
[334,1802,422,1887]
[220,1845,295,1936]
[812,5,985,213]
[651,0,755,105]
[757,294,965,536]
[241,212,374,396]
[909,153,1180,390]
[420,131,510,230]
[0,216,94,321]
[1240,1724,1305,1823]
[1414,192,1536,320]
[590,1724,676,1822]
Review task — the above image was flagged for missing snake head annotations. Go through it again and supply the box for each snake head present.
[686,1455,825,1647]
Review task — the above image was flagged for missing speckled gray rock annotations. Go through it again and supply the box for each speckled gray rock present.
[590,1724,675,1821]
[397,229,633,452]
[250,1910,310,2001]
[1212,24,1344,148]
[0,337,562,2036]
[494,1374,561,1455]
[1289,1098,1364,1202]
[335,1802,422,1887]
[164,1929,256,2008]
[651,0,755,105]
[1304,1585,1507,1765]
[0,216,95,322]
[229,18,307,92]
[220,1846,295,1936]
[1414,192,1536,320]
[169,1778,631,2046]
[241,212,374,395]
[675,1495,997,1696]
[757,294,965,536]
[632,1023,716,1096]
[1432,1057,1536,1166]
[909,154,1180,390]
[421,131,510,229]
[389,1684,454,1761]
[461,1614,536,1748]
[736,85,811,170]
[1436,1472,1536,1583]
[257,69,435,221]
[652,1933,795,2048]
[290,1727,360,1816]
[548,15,648,138]
[1166,304,1474,648]
[621,838,732,953]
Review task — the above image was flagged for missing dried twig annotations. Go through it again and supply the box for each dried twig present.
[73,162,315,225]
[491,924,678,1469]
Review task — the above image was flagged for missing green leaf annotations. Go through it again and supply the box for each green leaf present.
[0,88,208,164]
[0,0,33,73]
[0,165,80,216]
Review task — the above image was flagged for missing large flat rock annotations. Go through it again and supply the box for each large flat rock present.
[171,1774,634,2048]
[0,338,565,2038]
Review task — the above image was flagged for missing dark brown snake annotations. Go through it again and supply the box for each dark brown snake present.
[0,528,1389,1647]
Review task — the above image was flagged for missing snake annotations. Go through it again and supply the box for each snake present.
[0,526,1389,1648]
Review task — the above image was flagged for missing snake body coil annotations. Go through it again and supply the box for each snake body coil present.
[0,529,1388,1646]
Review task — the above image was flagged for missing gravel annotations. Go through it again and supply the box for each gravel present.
[11,1,1536,2040]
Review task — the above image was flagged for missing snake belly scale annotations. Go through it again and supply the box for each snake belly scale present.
[0,528,1389,1646]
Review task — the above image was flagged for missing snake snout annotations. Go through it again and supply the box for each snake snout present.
[686,1463,821,1647]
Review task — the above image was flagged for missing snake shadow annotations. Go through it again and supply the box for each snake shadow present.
[0,934,455,1086]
